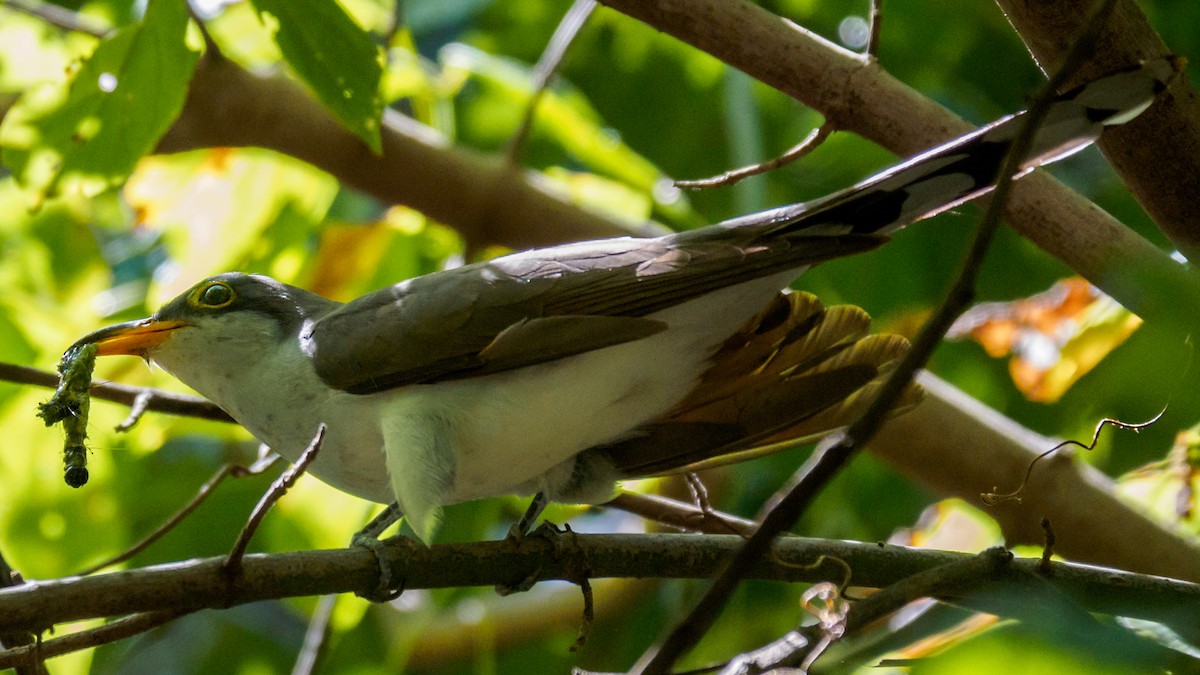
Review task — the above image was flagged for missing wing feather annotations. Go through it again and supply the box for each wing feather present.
[309,233,883,393]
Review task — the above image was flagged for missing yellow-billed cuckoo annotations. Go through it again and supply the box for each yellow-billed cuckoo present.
[69,60,1171,542]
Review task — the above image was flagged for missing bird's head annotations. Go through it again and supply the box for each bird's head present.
[73,273,319,388]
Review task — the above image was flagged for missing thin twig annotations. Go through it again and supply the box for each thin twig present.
[223,425,326,576]
[114,391,152,432]
[866,0,884,58]
[674,121,836,190]
[633,2,1119,671]
[797,582,848,672]
[0,362,233,423]
[184,1,224,61]
[1039,517,1056,575]
[570,576,595,652]
[716,632,808,675]
[1,0,107,37]
[77,454,281,576]
[291,595,336,675]
[505,0,597,163]
[981,407,1165,505]
[603,492,757,537]
[0,611,186,671]
[672,0,879,191]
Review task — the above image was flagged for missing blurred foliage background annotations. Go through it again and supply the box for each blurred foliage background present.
[0,0,1198,673]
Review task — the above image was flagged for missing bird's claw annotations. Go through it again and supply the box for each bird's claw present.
[495,521,570,596]
[351,532,406,602]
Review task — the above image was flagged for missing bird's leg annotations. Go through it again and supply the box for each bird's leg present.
[507,490,549,541]
[351,502,406,602]
[355,502,403,540]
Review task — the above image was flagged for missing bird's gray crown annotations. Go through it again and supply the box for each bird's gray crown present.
[152,272,319,337]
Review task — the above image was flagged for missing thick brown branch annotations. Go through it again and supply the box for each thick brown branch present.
[605,492,757,536]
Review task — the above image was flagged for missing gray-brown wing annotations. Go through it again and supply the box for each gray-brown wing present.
[309,233,883,394]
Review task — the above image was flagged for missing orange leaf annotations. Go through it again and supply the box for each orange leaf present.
[949,278,1141,402]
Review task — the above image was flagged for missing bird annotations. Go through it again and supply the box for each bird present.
[69,59,1173,543]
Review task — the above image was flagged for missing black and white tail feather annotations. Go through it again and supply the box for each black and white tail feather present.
[715,56,1177,242]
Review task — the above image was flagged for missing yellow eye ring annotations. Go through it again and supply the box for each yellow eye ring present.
[189,281,236,309]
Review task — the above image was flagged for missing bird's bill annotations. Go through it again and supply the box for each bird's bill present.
[73,318,187,356]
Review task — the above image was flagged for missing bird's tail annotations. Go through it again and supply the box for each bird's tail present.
[713,56,1180,242]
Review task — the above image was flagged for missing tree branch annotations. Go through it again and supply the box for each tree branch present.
[505,0,598,164]
[1,534,1197,642]
[0,610,186,671]
[0,362,232,423]
[604,492,757,536]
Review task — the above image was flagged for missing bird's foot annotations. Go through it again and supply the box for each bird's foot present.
[352,531,407,602]
[495,521,570,596]
[352,503,406,602]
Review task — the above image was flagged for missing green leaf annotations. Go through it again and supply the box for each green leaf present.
[0,0,199,205]
[250,0,384,153]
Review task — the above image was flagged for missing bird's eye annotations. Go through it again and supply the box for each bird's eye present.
[195,282,235,308]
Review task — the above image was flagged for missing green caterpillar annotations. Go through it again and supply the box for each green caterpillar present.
[37,342,98,488]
